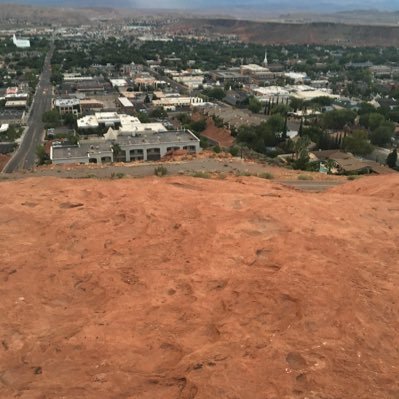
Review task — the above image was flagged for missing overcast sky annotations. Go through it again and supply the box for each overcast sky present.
[2,0,399,11]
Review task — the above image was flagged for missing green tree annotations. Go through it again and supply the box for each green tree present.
[248,97,262,114]
[369,123,394,146]
[112,143,122,162]
[358,102,376,115]
[386,148,398,168]
[290,97,304,112]
[323,109,356,130]
[189,119,207,133]
[202,87,225,100]
[36,145,49,165]
[302,126,323,145]
[149,107,167,118]
[360,112,385,130]
[343,130,374,156]
[298,118,304,136]
[63,113,76,128]
[42,110,61,128]
[266,114,285,134]
[325,159,336,174]
[308,96,333,107]
[137,112,150,123]
[293,136,311,170]
[271,104,289,116]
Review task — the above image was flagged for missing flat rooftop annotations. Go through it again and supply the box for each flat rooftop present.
[115,130,199,145]
[52,141,112,160]
[55,98,80,107]
[52,130,199,160]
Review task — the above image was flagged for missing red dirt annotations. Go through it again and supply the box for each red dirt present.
[1,175,399,398]
[199,117,234,148]
[0,154,10,171]
[331,174,399,200]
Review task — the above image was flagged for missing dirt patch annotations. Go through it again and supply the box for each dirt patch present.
[0,175,398,398]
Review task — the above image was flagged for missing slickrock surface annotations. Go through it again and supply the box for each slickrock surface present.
[1,175,398,399]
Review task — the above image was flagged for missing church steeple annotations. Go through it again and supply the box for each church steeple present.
[263,50,268,66]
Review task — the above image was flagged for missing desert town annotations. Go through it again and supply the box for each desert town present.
[0,13,398,175]
[0,3,399,399]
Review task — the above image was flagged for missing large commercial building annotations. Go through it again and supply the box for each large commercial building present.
[240,64,273,80]
[12,34,30,49]
[212,71,250,85]
[50,130,201,164]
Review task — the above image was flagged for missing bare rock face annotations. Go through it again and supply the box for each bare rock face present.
[0,175,398,398]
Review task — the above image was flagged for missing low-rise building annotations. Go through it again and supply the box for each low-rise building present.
[50,130,201,164]
[54,98,81,116]
[251,86,290,102]
[77,112,167,134]
[284,72,309,84]
[80,98,104,113]
[110,79,128,88]
[240,64,273,80]
[117,97,135,113]
[212,71,250,84]
[63,73,94,82]
[174,75,204,89]
[152,96,204,109]
[5,100,27,109]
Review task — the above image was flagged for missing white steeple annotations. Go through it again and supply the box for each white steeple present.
[263,50,268,66]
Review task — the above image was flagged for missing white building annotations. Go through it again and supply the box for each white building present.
[12,34,30,49]
[110,79,128,88]
[152,96,204,109]
[54,99,81,116]
[289,85,337,101]
[0,124,9,133]
[174,76,204,89]
[252,86,290,102]
[284,72,309,84]
[5,100,27,108]
[63,73,94,82]
[77,112,167,134]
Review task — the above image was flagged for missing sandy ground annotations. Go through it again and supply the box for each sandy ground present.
[0,154,10,171]
[0,175,399,398]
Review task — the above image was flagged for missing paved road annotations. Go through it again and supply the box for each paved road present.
[2,44,54,173]
[6,158,345,192]
[144,66,188,93]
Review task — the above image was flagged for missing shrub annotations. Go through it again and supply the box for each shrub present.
[229,146,239,157]
[154,166,168,177]
[258,172,274,180]
[111,172,125,179]
[235,170,252,177]
[191,171,210,179]
[298,174,313,180]
[213,145,221,154]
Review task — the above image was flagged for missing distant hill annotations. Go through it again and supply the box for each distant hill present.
[0,3,124,26]
[175,18,399,46]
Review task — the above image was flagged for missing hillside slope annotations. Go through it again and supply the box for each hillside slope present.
[0,175,398,398]
[180,18,399,46]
